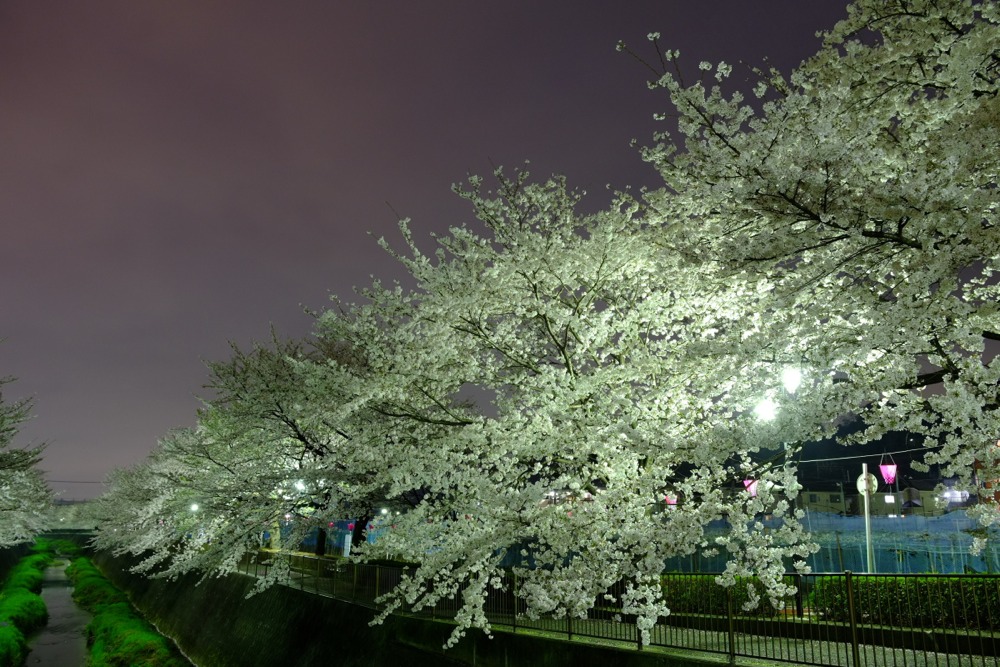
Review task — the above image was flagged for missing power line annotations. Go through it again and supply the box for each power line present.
[798,445,941,465]
[48,480,105,484]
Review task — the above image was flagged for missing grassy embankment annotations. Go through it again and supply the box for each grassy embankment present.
[0,540,68,665]
[66,557,188,667]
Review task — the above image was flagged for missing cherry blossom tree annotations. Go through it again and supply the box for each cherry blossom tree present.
[0,377,51,546]
[627,0,999,522]
[318,173,772,644]
[95,0,999,647]
[93,335,411,586]
[365,0,999,641]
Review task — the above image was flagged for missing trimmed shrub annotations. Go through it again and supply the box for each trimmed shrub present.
[87,602,182,667]
[0,546,53,664]
[813,575,1000,631]
[66,559,128,608]
[0,588,48,635]
[32,538,83,559]
[4,555,50,594]
[0,623,26,667]
[66,557,188,667]
[661,573,795,617]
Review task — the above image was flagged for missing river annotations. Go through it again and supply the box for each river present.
[25,560,90,666]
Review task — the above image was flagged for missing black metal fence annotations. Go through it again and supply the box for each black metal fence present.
[237,553,1000,666]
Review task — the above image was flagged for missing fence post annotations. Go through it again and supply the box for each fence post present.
[727,587,736,665]
[512,571,517,633]
[845,571,861,667]
[795,572,804,618]
[567,612,573,642]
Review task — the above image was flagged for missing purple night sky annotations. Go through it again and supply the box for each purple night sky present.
[0,2,850,499]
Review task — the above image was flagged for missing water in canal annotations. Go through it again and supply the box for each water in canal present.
[25,559,90,666]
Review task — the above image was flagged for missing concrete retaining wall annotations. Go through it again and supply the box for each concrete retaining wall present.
[91,552,719,667]
[0,544,30,582]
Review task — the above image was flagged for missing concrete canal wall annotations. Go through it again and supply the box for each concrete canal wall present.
[0,544,29,581]
[91,552,707,667]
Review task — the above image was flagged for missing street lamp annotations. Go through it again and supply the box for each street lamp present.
[858,465,878,573]
[755,366,801,422]
[754,396,779,422]
[748,367,804,510]
[781,367,802,394]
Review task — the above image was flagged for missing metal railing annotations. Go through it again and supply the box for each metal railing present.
[237,553,1000,666]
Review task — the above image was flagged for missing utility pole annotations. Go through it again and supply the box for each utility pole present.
[858,464,876,573]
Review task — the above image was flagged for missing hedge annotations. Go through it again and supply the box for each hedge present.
[0,546,53,665]
[66,558,188,667]
[660,573,796,617]
[813,575,1000,630]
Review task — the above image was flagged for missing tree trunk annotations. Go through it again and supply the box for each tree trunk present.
[270,520,281,550]
[314,527,327,556]
[351,515,370,549]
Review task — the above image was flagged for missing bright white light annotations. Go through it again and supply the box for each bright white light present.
[380,508,389,515]
[782,367,802,394]
[941,488,970,503]
[190,503,199,512]
[755,397,778,421]
[294,480,306,492]
[884,495,895,504]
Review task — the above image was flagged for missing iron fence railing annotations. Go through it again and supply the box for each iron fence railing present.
[237,552,1000,667]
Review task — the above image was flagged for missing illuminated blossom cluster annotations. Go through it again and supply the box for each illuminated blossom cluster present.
[0,378,51,546]
[96,0,999,647]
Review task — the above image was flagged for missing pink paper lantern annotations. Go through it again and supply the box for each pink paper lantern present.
[743,479,758,497]
[879,463,898,485]
[347,522,355,531]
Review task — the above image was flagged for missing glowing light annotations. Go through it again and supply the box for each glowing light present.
[879,463,897,485]
[941,488,970,504]
[782,367,802,394]
[754,397,778,421]
[190,503,199,512]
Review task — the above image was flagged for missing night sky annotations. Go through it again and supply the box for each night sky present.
[0,2,851,499]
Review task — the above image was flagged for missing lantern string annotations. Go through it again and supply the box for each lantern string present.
[798,444,939,464]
